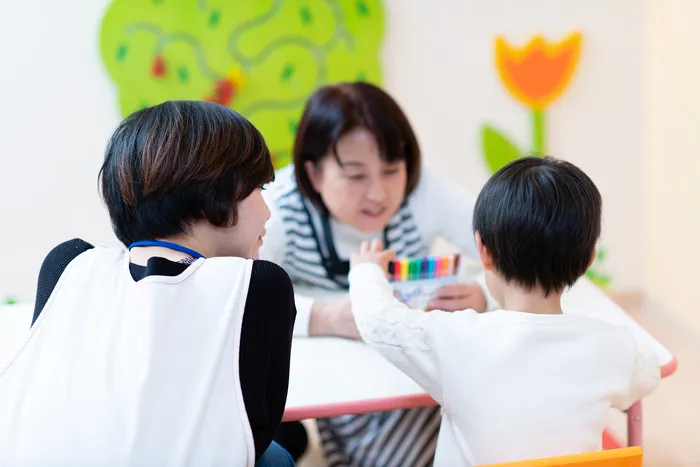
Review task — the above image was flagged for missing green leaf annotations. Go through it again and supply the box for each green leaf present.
[177,66,189,83]
[586,270,611,289]
[288,120,299,134]
[116,44,128,62]
[356,0,370,16]
[208,10,221,28]
[299,6,312,25]
[281,64,295,82]
[586,246,612,288]
[481,124,522,174]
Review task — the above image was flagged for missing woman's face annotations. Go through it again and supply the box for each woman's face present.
[305,127,407,233]
[189,188,270,259]
[222,188,271,259]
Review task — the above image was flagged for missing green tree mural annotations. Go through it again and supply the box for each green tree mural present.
[100,0,385,168]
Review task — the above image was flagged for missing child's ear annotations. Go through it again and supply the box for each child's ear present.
[475,231,495,271]
[304,160,322,193]
[588,248,597,270]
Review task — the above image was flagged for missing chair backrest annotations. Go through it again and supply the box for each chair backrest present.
[477,447,643,467]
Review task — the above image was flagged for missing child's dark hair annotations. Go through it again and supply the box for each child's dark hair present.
[99,100,274,246]
[473,156,602,295]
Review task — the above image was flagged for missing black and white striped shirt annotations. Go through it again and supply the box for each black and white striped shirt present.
[274,187,427,290]
[261,165,489,337]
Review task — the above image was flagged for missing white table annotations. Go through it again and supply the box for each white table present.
[0,278,677,448]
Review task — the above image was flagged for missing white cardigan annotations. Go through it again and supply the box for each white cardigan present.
[0,247,257,467]
[349,263,661,466]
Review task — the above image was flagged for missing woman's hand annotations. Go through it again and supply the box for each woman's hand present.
[426,282,487,312]
[350,239,396,272]
[307,239,396,340]
[309,296,361,340]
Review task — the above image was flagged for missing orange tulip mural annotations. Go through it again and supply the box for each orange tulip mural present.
[481,31,610,288]
[481,31,582,173]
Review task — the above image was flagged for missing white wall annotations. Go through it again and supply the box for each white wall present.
[0,0,120,302]
[646,0,700,332]
[0,0,647,301]
[382,0,647,293]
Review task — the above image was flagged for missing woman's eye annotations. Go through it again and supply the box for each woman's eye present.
[383,169,400,176]
[347,174,367,181]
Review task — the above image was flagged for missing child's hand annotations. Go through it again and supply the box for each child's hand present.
[427,282,487,312]
[351,239,396,273]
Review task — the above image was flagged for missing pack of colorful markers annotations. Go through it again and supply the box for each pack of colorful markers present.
[387,254,461,310]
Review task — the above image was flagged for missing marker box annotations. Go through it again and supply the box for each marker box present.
[388,254,461,310]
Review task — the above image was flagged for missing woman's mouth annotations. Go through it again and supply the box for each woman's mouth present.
[361,207,386,218]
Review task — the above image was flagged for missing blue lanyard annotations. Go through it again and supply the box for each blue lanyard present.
[128,240,205,259]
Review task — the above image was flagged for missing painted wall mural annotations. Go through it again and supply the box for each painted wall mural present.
[99,0,385,168]
[481,31,582,172]
[480,31,610,288]
[587,250,611,289]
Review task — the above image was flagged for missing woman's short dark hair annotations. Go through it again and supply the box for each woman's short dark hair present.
[473,156,602,296]
[293,82,421,208]
[99,100,274,246]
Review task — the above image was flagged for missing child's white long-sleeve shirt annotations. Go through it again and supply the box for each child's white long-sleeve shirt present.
[348,263,661,466]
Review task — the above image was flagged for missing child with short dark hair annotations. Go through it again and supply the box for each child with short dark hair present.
[349,156,660,466]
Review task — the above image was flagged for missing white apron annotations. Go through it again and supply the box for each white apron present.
[0,247,255,467]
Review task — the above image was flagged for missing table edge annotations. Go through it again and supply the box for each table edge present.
[283,358,678,422]
[661,355,678,378]
[282,393,438,422]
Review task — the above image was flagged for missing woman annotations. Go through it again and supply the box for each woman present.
[0,101,296,466]
[261,83,493,466]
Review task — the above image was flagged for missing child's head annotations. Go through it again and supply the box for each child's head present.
[100,100,274,259]
[473,156,602,301]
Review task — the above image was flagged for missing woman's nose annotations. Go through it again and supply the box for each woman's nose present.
[366,180,387,202]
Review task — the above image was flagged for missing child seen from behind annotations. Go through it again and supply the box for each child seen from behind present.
[348,156,660,466]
